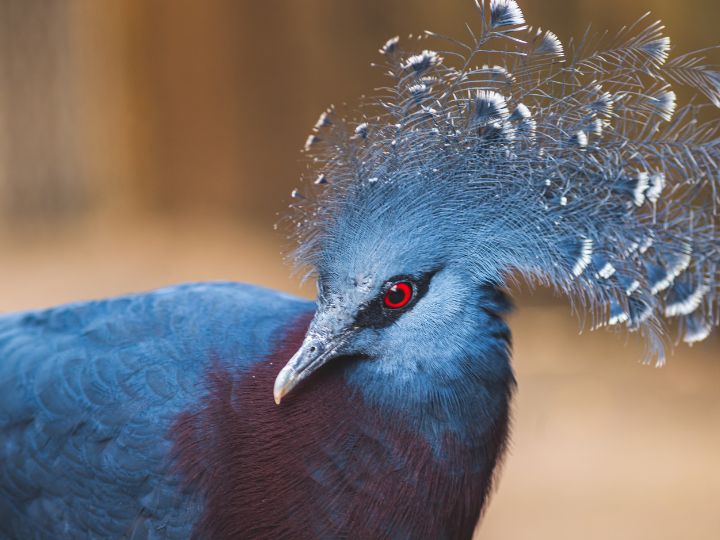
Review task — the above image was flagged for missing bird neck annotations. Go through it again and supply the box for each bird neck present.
[171,293,514,538]
[346,282,515,451]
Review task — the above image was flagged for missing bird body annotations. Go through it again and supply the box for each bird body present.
[0,283,309,538]
[2,0,720,537]
[0,282,512,538]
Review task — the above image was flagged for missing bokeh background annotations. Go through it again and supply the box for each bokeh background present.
[0,0,718,538]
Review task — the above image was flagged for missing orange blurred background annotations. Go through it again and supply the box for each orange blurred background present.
[0,1,718,538]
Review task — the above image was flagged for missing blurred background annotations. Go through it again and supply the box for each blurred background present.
[0,0,718,537]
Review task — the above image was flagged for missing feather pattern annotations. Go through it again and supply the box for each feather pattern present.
[0,283,315,538]
[292,0,720,364]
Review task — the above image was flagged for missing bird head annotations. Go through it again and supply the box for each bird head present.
[275,177,514,408]
[275,0,720,405]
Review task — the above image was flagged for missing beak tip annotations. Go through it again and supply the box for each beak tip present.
[273,366,293,405]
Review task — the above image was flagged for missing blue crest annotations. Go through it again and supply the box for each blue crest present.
[290,0,720,364]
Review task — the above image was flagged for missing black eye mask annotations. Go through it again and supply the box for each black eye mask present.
[353,270,436,329]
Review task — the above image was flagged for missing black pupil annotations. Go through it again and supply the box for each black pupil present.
[388,285,408,305]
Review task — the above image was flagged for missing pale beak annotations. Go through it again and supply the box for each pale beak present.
[273,333,347,405]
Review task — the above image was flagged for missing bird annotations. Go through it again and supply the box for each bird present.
[2,0,720,537]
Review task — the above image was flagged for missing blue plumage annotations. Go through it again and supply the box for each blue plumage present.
[2,1,719,537]
[294,2,720,363]
[0,283,312,538]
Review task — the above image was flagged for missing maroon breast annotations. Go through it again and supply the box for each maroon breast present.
[170,312,504,539]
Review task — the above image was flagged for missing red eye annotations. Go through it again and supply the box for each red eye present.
[383,282,413,309]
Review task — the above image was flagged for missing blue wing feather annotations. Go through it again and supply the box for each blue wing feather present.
[0,281,313,538]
